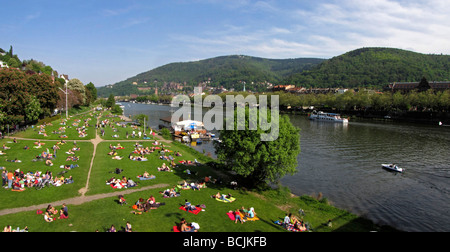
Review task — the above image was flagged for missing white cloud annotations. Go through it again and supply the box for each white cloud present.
[292,0,450,55]
[169,0,450,59]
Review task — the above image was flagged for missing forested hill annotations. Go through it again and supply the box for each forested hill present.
[98,48,450,97]
[97,55,324,97]
[283,47,450,88]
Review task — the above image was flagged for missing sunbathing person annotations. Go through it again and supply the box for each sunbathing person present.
[60,164,78,170]
[179,218,197,232]
[65,176,74,184]
[162,187,179,198]
[107,150,117,156]
[184,199,197,212]
[190,182,201,191]
[157,163,171,172]
[181,180,189,189]
[137,171,155,179]
[6,158,21,163]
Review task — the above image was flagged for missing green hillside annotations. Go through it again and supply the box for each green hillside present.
[97,55,324,97]
[98,47,450,97]
[284,47,450,88]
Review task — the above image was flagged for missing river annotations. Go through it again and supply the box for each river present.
[122,102,450,232]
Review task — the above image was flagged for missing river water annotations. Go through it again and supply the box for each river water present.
[122,102,450,232]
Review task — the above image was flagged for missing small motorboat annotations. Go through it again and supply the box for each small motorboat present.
[382,164,404,173]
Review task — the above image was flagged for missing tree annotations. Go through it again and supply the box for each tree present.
[67,78,86,104]
[417,77,431,92]
[0,68,30,125]
[27,73,59,117]
[85,82,97,101]
[214,108,300,188]
[133,114,148,126]
[105,94,115,108]
[24,96,42,123]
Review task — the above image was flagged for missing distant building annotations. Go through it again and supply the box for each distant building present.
[385,81,450,92]
[272,85,295,91]
[0,60,8,68]
[60,74,69,84]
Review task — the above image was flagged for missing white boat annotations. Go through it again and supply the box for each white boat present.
[382,164,404,173]
[309,111,348,123]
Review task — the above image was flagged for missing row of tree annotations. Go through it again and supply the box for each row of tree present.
[273,89,450,113]
[0,68,97,131]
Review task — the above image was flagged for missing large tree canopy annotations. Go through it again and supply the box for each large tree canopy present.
[214,108,300,187]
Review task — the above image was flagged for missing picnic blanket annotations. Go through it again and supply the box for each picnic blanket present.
[179,206,202,215]
[226,212,259,221]
[177,185,191,190]
[172,226,181,232]
[138,176,155,180]
[216,197,236,203]
[109,183,127,189]
[226,212,239,221]
[11,188,26,192]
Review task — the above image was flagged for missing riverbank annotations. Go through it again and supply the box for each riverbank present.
[279,107,449,125]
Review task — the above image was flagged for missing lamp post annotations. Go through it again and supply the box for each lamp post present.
[58,83,68,119]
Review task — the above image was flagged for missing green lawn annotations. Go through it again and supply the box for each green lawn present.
[14,113,97,140]
[86,140,214,196]
[0,139,93,210]
[96,111,156,141]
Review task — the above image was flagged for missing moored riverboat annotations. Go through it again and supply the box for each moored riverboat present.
[309,111,348,123]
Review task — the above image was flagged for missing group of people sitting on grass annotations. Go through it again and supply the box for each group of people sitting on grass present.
[106,176,137,189]
[282,213,308,231]
[180,180,206,191]
[2,169,73,190]
[232,207,257,224]
[160,186,180,198]
[42,203,69,222]
[130,195,165,213]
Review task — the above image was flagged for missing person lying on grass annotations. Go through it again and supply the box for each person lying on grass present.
[157,163,172,172]
[211,192,233,201]
[129,155,147,161]
[5,158,21,163]
[66,155,79,162]
[137,171,155,179]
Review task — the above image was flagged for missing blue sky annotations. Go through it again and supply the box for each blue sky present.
[1,0,449,87]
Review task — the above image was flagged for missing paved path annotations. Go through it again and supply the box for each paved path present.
[0,183,169,216]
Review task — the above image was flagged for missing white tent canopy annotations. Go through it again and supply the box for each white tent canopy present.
[172,120,204,132]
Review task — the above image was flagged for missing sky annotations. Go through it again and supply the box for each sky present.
[1,0,449,87]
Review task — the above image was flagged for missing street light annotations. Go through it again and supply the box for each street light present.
[58,83,68,119]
